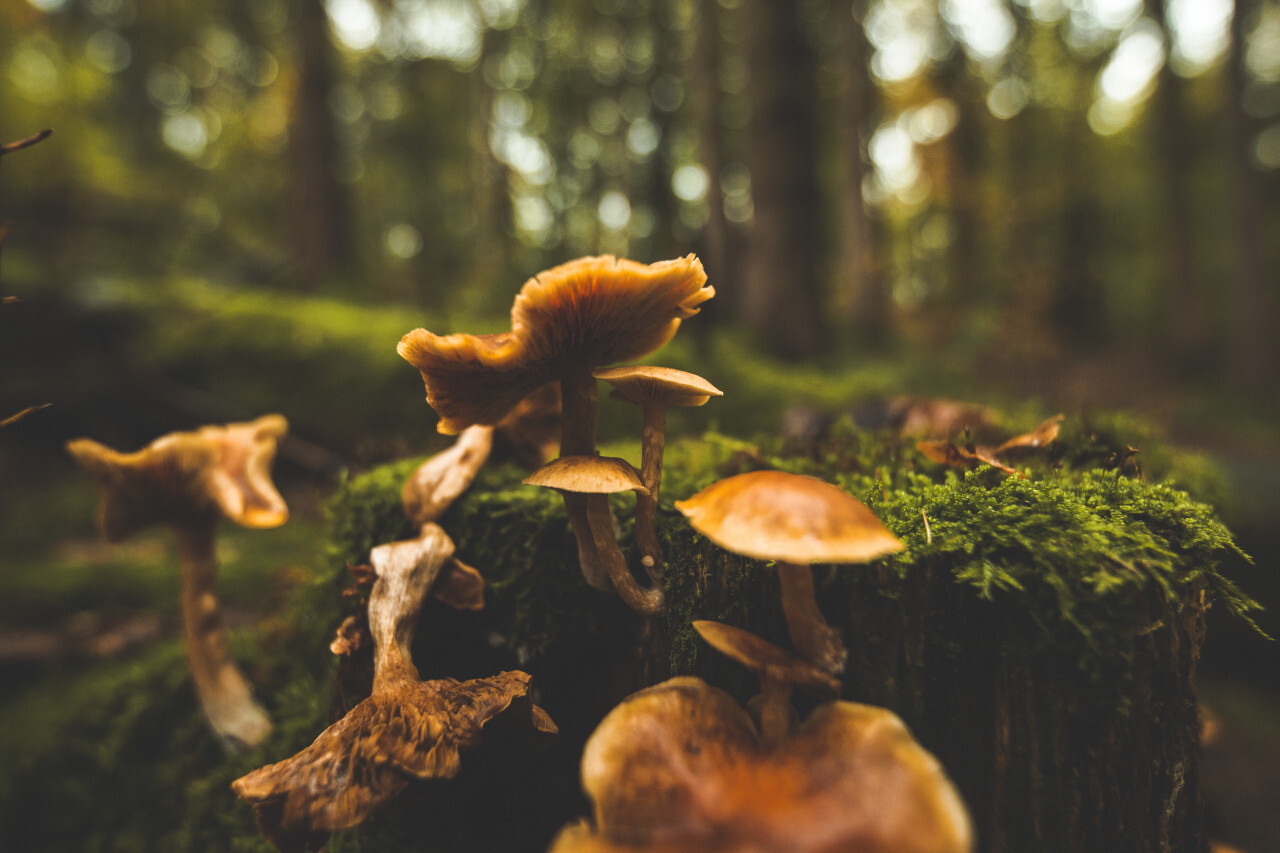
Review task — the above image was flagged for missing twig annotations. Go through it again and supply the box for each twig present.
[0,403,52,428]
[0,129,53,157]
[921,509,932,544]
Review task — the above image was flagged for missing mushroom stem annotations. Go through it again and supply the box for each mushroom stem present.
[634,401,667,580]
[174,520,272,749]
[559,366,613,591]
[757,675,793,748]
[776,561,847,676]
[585,494,664,616]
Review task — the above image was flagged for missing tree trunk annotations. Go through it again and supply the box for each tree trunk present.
[1225,0,1275,389]
[741,0,825,360]
[834,0,889,348]
[288,0,352,291]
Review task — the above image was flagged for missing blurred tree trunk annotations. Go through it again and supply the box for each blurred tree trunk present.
[742,0,825,360]
[834,0,889,349]
[936,53,983,313]
[288,0,352,291]
[1150,0,1206,364]
[1225,0,1275,389]
[690,0,735,342]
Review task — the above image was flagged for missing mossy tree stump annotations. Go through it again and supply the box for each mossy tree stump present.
[319,428,1251,853]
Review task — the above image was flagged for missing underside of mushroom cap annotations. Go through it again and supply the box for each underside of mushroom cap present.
[675,470,904,565]
[398,255,713,434]
[67,414,290,541]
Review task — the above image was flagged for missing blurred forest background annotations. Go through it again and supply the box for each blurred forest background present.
[1,0,1279,846]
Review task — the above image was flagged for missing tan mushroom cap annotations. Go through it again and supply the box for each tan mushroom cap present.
[572,676,972,853]
[693,620,840,696]
[523,455,649,495]
[593,366,723,408]
[398,255,713,434]
[67,414,290,541]
[674,470,904,565]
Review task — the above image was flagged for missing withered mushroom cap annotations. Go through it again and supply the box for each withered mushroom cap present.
[397,254,713,435]
[66,414,290,540]
[674,470,903,565]
[568,676,971,853]
[593,365,723,408]
[523,455,649,495]
[401,424,494,526]
[693,620,839,697]
[233,670,558,848]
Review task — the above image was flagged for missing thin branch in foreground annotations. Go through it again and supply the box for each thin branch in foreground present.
[0,129,53,157]
[0,403,52,428]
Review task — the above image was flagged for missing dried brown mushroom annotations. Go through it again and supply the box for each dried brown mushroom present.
[675,470,904,677]
[401,424,494,527]
[593,365,722,575]
[398,254,713,592]
[549,676,971,853]
[524,455,664,616]
[233,522,556,852]
[693,620,839,745]
[66,415,289,749]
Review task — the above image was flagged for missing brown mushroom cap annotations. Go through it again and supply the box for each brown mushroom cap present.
[593,365,723,408]
[674,470,903,565]
[569,676,971,853]
[693,620,840,696]
[523,455,649,495]
[397,255,713,434]
[67,414,290,540]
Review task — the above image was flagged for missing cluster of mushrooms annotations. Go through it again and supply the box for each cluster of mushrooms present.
[68,255,972,852]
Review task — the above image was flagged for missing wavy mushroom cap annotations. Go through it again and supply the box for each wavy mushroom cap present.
[593,365,723,408]
[523,455,649,495]
[572,677,971,853]
[675,470,904,566]
[67,414,290,541]
[232,671,557,848]
[398,255,713,434]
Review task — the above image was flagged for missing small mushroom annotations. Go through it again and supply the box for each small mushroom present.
[401,424,494,527]
[233,522,555,852]
[66,415,290,749]
[593,365,722,577]
[398,254,713,592]
[693,619,838,746]
[524,455,664,616]
[675,470,904,677]
[550,676,971,853]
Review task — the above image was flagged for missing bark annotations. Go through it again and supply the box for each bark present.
[741,0,825,360]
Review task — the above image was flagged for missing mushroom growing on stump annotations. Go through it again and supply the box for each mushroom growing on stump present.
[593,365,722,576]
[233,522,556,853]
[693,619,839,746]
[675,470,905,677]
[524,455,664,616]
[397,254,713,593]
[66,414,290,749]
[548,676,972,853]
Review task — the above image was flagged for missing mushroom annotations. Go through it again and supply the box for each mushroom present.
[593,366,722,576]
[674,470,904,677]
[524,455,663,616]
[401,424,494,527]
[398,254,713,592]
[548,676,971,853]
[233,522,556,852]
[65,415,290,749]
[693,619,838,746]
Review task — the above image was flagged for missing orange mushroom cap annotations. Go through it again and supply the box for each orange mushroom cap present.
[566,676,971,853]
[674,470,904,565]
[398,255,713,434]
[67,414,289,541]
[593,365,723,408]
[523,455,649,495]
